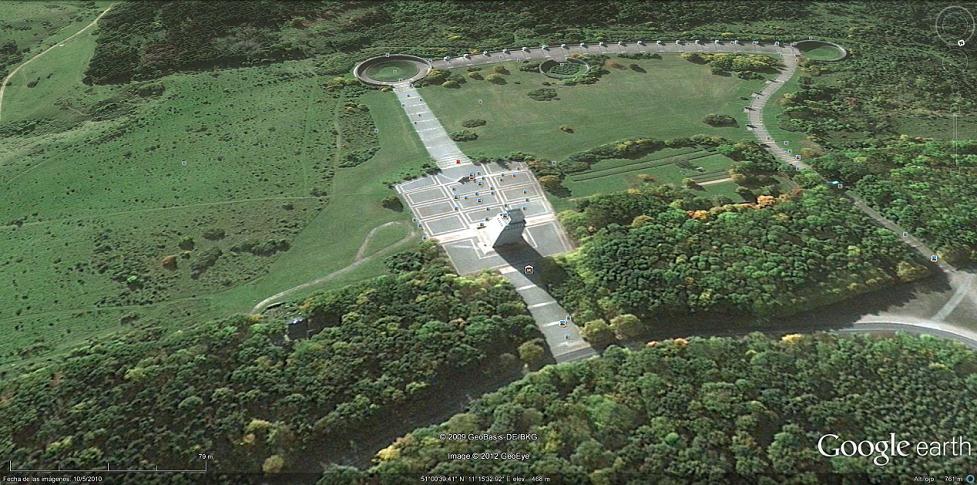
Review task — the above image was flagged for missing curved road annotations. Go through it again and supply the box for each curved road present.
[427,40,977,349]
[0,4,114,124]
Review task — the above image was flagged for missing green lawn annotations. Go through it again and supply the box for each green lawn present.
[362,59,420,82]
[420,54,765,161]
[796,41,845,61]
[551,148,744,211]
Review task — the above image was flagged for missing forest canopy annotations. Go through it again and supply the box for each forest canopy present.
[83,0,810,83]
[350,333,977,483]
[812,139,977,264]
[0,243,541,474]
[548,184,927,333]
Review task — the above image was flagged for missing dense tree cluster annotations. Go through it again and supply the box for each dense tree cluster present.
[682,52,780,78]
[337,100,380,168]
[350,334,977,483]
[550,184,926,327]
[0,244,541,474]
[83,1,809,84]
[812,139,977,263]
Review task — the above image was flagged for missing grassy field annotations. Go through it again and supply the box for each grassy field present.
[420,54,765,161]
[0,18,430,375]
[217,88,429,313]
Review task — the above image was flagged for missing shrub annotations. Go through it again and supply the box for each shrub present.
[527,88,558,101]
[230,239,290,256]
[461,119,487,128]
[381,195,403,211]
[704,113,738,126]
[492,65,509,75]
[190,247,222,279]
[449,130,478,142]
[581,319,615,346]
[538,175,564,193]
[610,314,642,340]
[160,255,178,270]
[485,73,506,84]
[441,80,460,88]
[178,236,195,250]
[263,455,284,474]
[559,125,574,133]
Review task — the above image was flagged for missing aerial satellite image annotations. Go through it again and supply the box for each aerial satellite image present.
[1,1,976,483]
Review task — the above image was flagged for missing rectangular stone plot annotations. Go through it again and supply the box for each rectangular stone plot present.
[501,184,540,201]
[463,205,505,224]
[444,239,505,275]
[416,200,457,219]
[495,171,534,187]
[446,181,483,196]
[397,176,436,193]
[457,192,500,209]
[425,215,467,236]
[504,198,548,218]
[405,186,447,205]
[526,222,571,256]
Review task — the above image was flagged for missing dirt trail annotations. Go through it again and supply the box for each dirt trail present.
[250,221,413,314]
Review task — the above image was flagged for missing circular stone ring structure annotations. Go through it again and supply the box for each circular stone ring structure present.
[354,54,432,86]
[538,58,591,79]
[793,40,848,61]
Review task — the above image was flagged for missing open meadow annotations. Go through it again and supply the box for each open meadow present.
[419,54,765,161]
[0,22,430,375]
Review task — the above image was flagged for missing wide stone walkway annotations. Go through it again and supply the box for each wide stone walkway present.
[394,85,471,169]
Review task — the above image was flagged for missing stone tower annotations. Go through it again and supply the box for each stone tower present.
[487,209,526,247]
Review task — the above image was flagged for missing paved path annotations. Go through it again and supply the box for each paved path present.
[0,4,114,124]
[394,85,471,169]
[431,39,793,71]
[500,264,596,363]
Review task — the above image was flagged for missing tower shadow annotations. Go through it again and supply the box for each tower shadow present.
[494,238,547,286]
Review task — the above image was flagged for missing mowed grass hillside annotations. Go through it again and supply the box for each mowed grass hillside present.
[0,38,430,375]
[0,9,116,131]
[420,54,765,161]
[0,2,105,59]
[561,148,746,206]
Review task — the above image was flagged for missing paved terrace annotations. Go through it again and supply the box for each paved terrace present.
[392,85,594,363]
